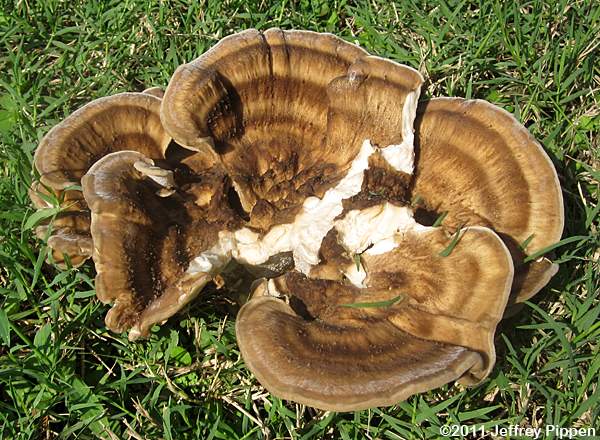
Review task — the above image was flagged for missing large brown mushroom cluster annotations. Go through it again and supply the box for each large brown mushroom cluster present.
[31,28,563,411]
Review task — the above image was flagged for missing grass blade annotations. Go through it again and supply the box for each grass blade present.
[340,294,405,309]
[519,233,535,251]
[523,235,592,262]
[439,226,465,257]
[432,211,448,227]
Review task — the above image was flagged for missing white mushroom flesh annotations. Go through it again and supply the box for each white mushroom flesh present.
[186,133,422,285]
[380,88,420,174]
[335,203,433,287]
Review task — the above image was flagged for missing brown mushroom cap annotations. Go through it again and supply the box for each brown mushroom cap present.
[28,180,92,267]
[82,150,241,339]
[413,98,564,305]
[236,225,513,411]
[161,28,422,230]
[30,92,171,266]
[34,210,93,268]
[35,92,170,189]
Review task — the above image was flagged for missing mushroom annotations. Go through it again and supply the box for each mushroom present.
[82,150,242,339]
[161,28,368,222]
[30,92,171,266]
[412,98,564,307]
[236,223,513,411]
[159,28,423,273]
[160,29,421,230]
[31,27,564,410]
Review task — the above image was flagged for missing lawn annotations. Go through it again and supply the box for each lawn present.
[0,0,598,438]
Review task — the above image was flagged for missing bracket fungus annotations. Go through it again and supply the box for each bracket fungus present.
[237,224,513,411]
[31,91,170,267]
[31,28,564,411]
[412,98,564,308]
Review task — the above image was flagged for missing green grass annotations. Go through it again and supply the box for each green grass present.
[0,0,598,438]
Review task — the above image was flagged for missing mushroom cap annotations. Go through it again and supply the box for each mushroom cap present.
[161,28,422,230]
[29,181,91,268]
[236,225,513,411]
[31,91,171,266]
[34,92,171,190]
[413,98,564,305]
[34,210,93,268]
[82,150,241,339]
